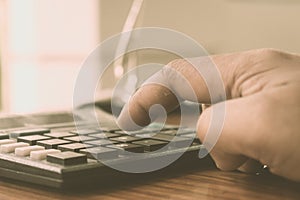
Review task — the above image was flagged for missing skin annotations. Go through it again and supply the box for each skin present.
[117,48,300,182]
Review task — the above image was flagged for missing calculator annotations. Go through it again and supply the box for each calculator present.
[0,105,209,189]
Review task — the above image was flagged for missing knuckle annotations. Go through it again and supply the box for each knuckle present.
[167,58,188,70]
[165,58,194,76]
[214,160,234,171]
[162,58,193,86]
[256,48,284,60]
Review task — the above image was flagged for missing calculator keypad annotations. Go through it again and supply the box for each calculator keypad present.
[0,126,199,167]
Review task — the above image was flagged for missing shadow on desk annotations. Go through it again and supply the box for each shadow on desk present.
[0,159,300,200]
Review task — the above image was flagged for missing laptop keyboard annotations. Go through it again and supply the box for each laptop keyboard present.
[0,109,205,189]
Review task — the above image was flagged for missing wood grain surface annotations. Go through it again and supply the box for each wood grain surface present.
[0,165,299,200]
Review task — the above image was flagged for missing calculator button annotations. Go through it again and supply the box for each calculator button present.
[110,136,142,143]
[160,128,194,136]
[136,123,162,132]
[89,133,121,139]
[115,130,150,135]
[15,145,45,157]
[80,147,118,159]
[44,132,75,139]
[134,132,156,139]
[0,142,29,153]
[0,139,16,146]
[152,134,192,147]
[162,124,180,129]
[95,127,120,133]
[10,128,50,138]
[17,135,50,145]
[148,134,172,141]
[58,143,92,152]
[86,139,118,146]
[132,139,168,151]
[69,129,100,135]
[64,136,95,143]
[107,143,144,153]
[158,130,177,135]
[181,133,198,139]
[176,128,195,135]
[30,149,61,160]
[37,139,72,149]
[95,127,115,132]
[47,151,87,166]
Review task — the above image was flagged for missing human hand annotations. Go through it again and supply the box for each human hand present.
[117,48,300,182]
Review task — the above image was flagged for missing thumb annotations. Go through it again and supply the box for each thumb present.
[197,94,266,171]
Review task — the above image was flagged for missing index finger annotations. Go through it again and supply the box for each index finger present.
[117,54,230,130]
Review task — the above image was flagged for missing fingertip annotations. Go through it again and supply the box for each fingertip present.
[213,154,248,171]
[196,102,249,172]
[117,103,150,131]
[237,159,263,174]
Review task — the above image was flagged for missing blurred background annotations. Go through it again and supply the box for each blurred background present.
[0,0,299,113]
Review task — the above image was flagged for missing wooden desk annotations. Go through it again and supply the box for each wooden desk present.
[0,164,299,200]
